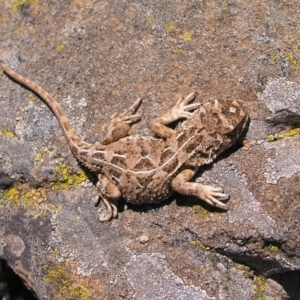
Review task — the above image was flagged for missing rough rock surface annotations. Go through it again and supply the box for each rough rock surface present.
[0,1,300,299]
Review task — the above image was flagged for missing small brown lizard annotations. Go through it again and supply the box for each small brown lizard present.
[0,60,249,221]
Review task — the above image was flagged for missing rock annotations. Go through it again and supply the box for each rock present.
[1,1,300,299]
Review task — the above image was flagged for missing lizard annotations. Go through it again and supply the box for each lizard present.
[0,60,249,222]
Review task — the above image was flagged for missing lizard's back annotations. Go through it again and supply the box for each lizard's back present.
[83,98,248,204]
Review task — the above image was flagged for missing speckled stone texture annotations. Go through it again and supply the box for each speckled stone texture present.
[0,1,300,299]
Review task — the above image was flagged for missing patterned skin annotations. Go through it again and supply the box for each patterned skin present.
[0,60,248,221]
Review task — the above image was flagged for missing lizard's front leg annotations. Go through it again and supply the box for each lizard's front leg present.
[101,98,142,144]
[150,92,200,139]
[95,174,121,222]
[172,169,229,210]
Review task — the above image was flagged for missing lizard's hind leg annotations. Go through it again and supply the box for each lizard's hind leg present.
[96,174,121,222]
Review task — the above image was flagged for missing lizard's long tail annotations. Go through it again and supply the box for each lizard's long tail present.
[0,60,91,152]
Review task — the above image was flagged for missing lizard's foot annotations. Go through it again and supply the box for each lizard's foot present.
[170,92,200,120]
[196,184,229,210]
[101,98,142,144]
[103,97,142,130]
[172,169,229,210]
[98,198,118,222]
[150,92,200,138]
[96,174,121,221]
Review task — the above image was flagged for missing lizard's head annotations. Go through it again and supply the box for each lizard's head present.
[181,98,249,163]
[209,99,248,135]
[200,99,249,155]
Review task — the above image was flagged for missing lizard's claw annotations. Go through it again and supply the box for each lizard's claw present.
[171,92,200,119]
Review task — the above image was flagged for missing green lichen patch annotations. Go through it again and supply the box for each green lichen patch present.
[267,244,279,253]
[222,1,229,8]
[28,92,36,101]
[252,275,266,300]
[145,15,153,24]
[14,23,25,35]
[183,31,192,41]
[265,241,281,253]
[34,151,43,162]
[236,264,254,279]
[128,128,135,136]
[0,127,15,138]
[11,0,38,12]
[270,41,300,70]
[173,49,183,55]
[284,52,300,70]
[43,262,89,300]
[56,44,65,52]
[49,248,60,257]
[282,127,300,137]
[268,128,300,142]
[2,16,10,22]
[270,53,279,63]
[190,240,206,250]
[165,23,174,31]
[192,205,211,218]
[267,134,276,142]
[30,27,37,34]
[50,162,88,191]
[1,184,60,216]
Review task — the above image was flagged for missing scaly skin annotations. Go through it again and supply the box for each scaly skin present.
[1,60,249,221]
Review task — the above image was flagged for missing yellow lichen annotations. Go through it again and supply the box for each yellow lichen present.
[34,151,43,162]
[14,24,25,35]
[268,128,300,142]
[165,23,174,31]
[193,205,211,218]
[11,0,38,11]
[252,275,266,300]
[267,244,279,253]
[269,41,300,70]
[236,264,254,279]
[28,92,36,101]
[270,53,279,63]
[49,249,60,256]
[2,187,19,206]
[284,52,300,69]
[284,127,300,137]
[128,129,135,136]
[267,134,276,142]
[173,49,183,55]
[146,15,152,24]
[56,44,65,52]
[43,263,89,300]
[0,127,15,138]
[1,184,59,216]
[183,31,192,41]
[236,264,251,272]
[30,28,37,34]
[222,1,228,8]
[50,162,88,190]
[190,240,206,250]
[3,16,10,22]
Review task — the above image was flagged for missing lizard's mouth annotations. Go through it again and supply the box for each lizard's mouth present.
[225,113,249,140]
